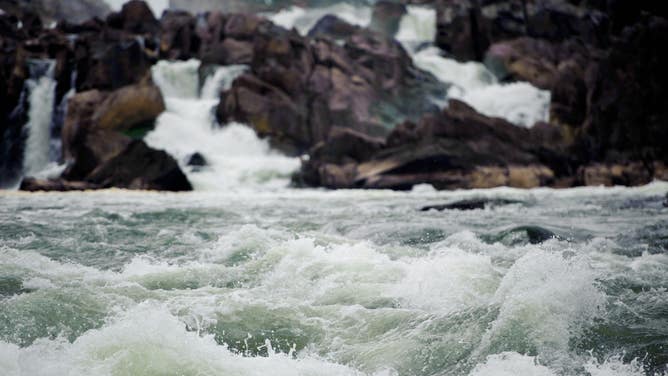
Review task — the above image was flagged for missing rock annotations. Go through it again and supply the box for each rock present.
[0,0,110,25]
[85,140,192,191]
[217,21,444,152]
[577,163,653,187]
[307,15,360,40]
[159,10,200,60]
[298,99,562,190]
[74,35,153,91]
[420,198,523,211]
[187,152,206,167]
[62,128,132,181]
[91,80,165,133]
[578,16,668,163]
[495,225,559,245]
[107,0,159,35]
[663,193,668,208]
[19,177,99,192]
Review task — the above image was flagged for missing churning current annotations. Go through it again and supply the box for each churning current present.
[2,183,668,375]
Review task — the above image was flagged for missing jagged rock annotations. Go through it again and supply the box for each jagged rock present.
[74,34,153,91]
[85,140,192,191]
[217,16,443,152]
[298,99,561,190]
[0,0,110,25]
[307,15,360,39]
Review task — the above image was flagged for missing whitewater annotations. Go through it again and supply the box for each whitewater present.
[2,2,667,376]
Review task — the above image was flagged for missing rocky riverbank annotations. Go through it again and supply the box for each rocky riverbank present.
[1,0,666,191]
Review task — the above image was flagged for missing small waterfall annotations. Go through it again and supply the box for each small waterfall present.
[396,5,436,53]
[267,3,372,35]
[397,7,550,128]
[22,60,58,177]
[147,60,299,191]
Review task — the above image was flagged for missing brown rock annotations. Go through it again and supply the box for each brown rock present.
[91,81,165,133]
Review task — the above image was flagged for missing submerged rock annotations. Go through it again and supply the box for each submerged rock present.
[19,177,99,192]
[187,152,207,167]
[420,198,523,211]
[488,225,560,246]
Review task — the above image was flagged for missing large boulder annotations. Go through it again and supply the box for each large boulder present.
[91,80,165,132]
[85,140,192,191]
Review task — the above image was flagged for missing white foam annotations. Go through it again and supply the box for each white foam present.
[396,6,436,52]
[148,60,299,191]
[0,303,368,376]
[103,0,168,17]
[474,250,605,366]
[268,4,372,35]
[469,352,556,376]
[411,47,550,127]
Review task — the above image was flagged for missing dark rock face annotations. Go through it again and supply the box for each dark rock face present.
[187,152,207,167]
[85,140,192,191]
[215,14,444,153]
[297,100,561,190]
[0,0,111,25]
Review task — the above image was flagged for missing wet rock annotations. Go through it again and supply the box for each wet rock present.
[0,0,110,25]
[159,10,200,60]
[19,177,99,192]
[578,16,668,163]
[420,198,523,211]
[217,22,444,152]
[74,35,153,91]
[85,140,192,191]
[307,15,360,40]
[298,99,562,190]
[106,0,159,35]
[494,225,559,245]
[664,193,668,208]
[577,163,653,187]
[91,80,165,133]
[187,152,207,167]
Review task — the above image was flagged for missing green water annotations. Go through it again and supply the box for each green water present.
[0,184,667,375]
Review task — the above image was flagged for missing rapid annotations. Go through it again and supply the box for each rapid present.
[1,2,667,376]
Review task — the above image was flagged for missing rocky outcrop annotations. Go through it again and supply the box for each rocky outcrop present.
[215,14,444,153]
[0,0,111,25]
[55,79,189,191]
[84,140,192,191]
[297,100,564,190]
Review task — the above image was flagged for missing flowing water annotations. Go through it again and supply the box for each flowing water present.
[2,2,667,375]
[1,183,667,375]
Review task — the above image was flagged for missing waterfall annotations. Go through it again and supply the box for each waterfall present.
[147,60,299,191]
[22,60,58,178]
[396,7,550,128]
